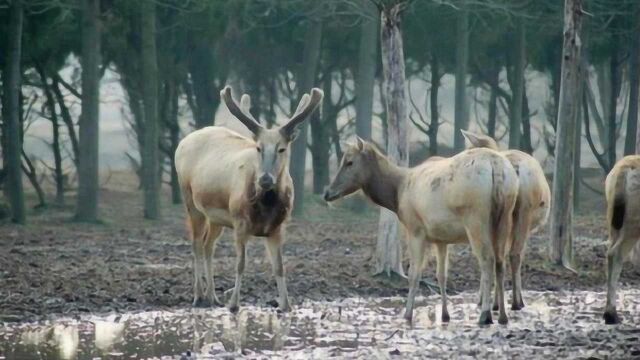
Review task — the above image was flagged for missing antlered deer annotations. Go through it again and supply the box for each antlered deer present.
[324,138,518,325]
[175,86,323,312]
[603,155,640,324]
[461,130,550,310]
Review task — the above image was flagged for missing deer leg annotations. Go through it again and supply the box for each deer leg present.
[404,236,425,321]
[228,228,249,313]
[509,215,531,311]
[265,228,290,311]
[466,222,494,325]
[188,209,208,307]
[203,223,223,307]
[604,230,636,324]
[435,243,450,323]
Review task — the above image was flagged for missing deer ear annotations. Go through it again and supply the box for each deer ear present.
[461,130,482,147]
[355,136,365,152]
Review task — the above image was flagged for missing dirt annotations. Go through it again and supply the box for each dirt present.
[1,173,639,358]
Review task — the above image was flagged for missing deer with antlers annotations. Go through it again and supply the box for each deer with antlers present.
[175,86,323,312]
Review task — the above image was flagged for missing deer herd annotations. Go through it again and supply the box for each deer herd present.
[175,86,639,327]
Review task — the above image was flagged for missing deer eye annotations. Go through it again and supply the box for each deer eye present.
[278,148,286,153]
[256,147,262,153]
[345,160,353,167]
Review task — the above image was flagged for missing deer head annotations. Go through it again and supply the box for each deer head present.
[221,85,323,191]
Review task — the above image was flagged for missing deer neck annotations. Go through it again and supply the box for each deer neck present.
[361,151,407,214]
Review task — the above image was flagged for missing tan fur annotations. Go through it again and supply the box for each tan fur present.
[603,155,640,324]
[175,86,323,312]
[325,139,519,325]
[462,131,550,310]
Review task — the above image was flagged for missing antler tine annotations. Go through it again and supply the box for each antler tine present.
[220,86,262,134]
[281,88,324,135]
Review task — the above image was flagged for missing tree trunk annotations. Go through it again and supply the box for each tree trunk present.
[521,90,533,153]
[188,41,218,129]
[141,0,160,219]
[37,66,65,205]
[375,4,408,278]
[573,89,584,213]
[355,0,378,141]
[76,0,101,221]
[1,0,26,224]
[607,43,621,170]
[429,54,440,156]
[52,77,80,166]
[549,0,583,269]
[310,73,331,194]
[453,6,469,152]
[487,64,499,138]
[509,21,526,149]
[626,10,640,156]
[290,20,322,215]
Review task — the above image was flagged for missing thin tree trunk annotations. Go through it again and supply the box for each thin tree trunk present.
[290,20,322,215]
[509,21,526,149]
[607,44,620,170]
[1,0,26,223]
[429,54,440,156]
[52,77,80,166]
[549,0,583,269]
[626,10,640,156]
[355,0,378,141]
[573,89,584,213]
[168,79,181,205]
[375,4,408,278]
[37,66,65,205]
[487,65,499,138]
[310,73,331,194]
[141,0,160,219]
[21,151,46,209]
[188,42,217,129]
[76,0,101,221]
[453,5,469,152]
[521,90,533,153]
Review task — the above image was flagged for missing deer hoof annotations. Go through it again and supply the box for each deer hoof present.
[192,298,211,308]
[603,310,620,325]
[478,311,493,326]
[441,310,450,323]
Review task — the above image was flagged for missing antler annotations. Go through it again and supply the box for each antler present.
[280,88,324,139]
[220,86,263,134]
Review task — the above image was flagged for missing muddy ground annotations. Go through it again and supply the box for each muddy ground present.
[1,173,639,358]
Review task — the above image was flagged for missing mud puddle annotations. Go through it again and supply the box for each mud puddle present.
[1,290,639,359]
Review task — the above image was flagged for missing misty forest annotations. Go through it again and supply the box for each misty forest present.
[1,0,640,358]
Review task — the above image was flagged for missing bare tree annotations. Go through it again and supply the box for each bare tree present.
[509,21,525,149]
[453,3,469,152]
[76,0,101,222]
[1,0,26,224]
[374,0,408,278]
[549,0,584,269]
[141,0,161,219]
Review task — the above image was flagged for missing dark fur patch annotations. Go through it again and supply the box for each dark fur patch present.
[248,187,290,237]
[611,195,625,230]
[430,177,442,191]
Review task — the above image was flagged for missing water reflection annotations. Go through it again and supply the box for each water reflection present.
[1,290,639,358]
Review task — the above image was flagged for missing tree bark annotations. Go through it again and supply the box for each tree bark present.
[487,64,499,138]
[607,43,621,169]
[509,21,526,149]
[52,77,80,166]
[453,6,469,152]
[429,54,440,156]
[626,9,640,156]
[355,0,378,141]
[549,0,583,269]
[573,88,584,213]
[141,0,160,219]
[375,4,408,278]
[1,0,26,223]
[76,0,101,221]
[290,20,322,215]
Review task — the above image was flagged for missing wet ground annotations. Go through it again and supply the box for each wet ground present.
[1,290,639,359]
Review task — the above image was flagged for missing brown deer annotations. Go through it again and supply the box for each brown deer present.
[461,130,550,310]
[324,138,519,325]
[175,86,323,313]
[603,155,640,324]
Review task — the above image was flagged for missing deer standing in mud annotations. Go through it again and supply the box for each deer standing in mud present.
[175,86,323,312]
[603,155,640,324]
[460,130,550,310]
[324,138,519,325]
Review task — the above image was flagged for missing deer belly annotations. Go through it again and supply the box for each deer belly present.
[203,208,234,228]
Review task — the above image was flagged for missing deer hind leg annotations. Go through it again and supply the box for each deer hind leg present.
[265,228,290,312]
[187,207,208,307]
[404,235,426,321]
[604,228,637,324]
[509,211,531,311]
[435,243,450,323]
[203,223,224,307]
[465,220,495,325]
[228,227,250,314]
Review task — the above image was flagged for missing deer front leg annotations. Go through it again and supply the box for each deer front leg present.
[404,236,425,321]
[265,228,290,312]
[228,228,249,313]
